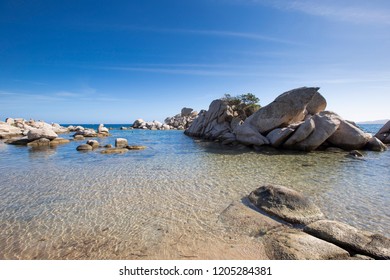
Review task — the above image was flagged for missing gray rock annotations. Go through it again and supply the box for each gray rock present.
[348,150,364,158]
[181,107,193,117]
[365,137,388,152]
[249,87,320,134]
[234,121,270,146]
[284,118,315,147]
[115,138,128,148]
[132,119,145,128]
[266,127,295,148]
[76,144,93,151]
[306,91,327,115]
[294,112,341,151]
[375,121,390,144]
[263,229,350,260]
[327,118,371,150]
[87,140,99,148]
[27,127,58,141]
[249,185,324,225]
[304,220,390,259]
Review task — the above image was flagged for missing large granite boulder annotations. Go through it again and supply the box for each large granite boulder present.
[266,127,295,148]
[234,120,270,146]
[263,229,350,260]
[249,185,324,225]
[27,127,58,141]
[293,112,340,151]
[365,137,388,152]
[283,118,315,148]
[306,92,327,115]
[249,87,321,134]
[375,121,390,144]
[327,118,371,150]
[304,220,390,260]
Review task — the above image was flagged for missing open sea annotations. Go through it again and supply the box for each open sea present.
[0,124,389,259]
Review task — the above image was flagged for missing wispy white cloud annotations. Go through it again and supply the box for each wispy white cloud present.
[240,0,390,25]
[94,23,298,45]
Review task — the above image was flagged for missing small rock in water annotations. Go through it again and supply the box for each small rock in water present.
[76,144,93,151]
[101,148,128,154]
[348,150,364,158]
[126,145,146,150]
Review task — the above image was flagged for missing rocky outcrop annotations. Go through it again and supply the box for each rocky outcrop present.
[219,185,390,260]
[185,87,387,152]
[248,185,324,225]
[375,121,390,144]
[132,108,199,131]
[0,118,69,139]
[304,220,390,259]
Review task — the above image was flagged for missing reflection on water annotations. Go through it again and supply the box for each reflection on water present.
[0,127,389,259]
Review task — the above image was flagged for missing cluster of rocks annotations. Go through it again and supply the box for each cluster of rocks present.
[0,118,69,139]
[131,107,199,130]
[1,118,71,147]
[219,185,390,260]
[70,124,110,139]
[185,87,388,152]
[76,137,146,154]
[375,120,390,144]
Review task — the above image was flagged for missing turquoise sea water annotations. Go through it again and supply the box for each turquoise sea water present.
[0,124,389,259]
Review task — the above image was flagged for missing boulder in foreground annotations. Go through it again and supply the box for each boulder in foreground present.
[248,185,324,225]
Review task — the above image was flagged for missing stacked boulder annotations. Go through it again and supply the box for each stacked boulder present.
[185,87,387,152]
[164,107,199,130]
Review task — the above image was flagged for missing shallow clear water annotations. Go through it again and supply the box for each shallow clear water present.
[0,125,389,259]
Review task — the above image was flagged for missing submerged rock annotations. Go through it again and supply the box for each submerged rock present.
[304,220,390,259]
[248,185,324,225]
[219,201,285,237]
[126,145,146,150]
[101,148,128,154]
[263,229,350,260]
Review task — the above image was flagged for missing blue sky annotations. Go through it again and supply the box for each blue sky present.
[1,0,389,123]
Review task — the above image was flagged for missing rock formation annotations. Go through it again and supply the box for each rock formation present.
[132,107,199,130]
[375,121,390,144]
[185,87,387,152]
[219,185,390,260]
